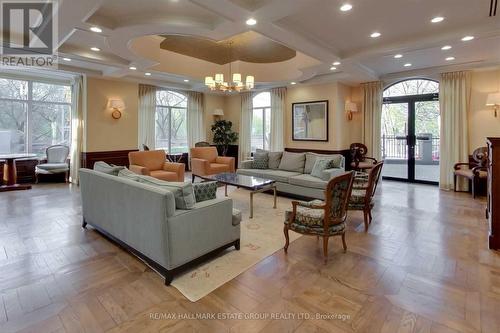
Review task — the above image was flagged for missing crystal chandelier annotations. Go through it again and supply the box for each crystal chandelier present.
[204,42,254,92]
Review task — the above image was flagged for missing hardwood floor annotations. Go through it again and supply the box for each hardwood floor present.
[0,180,499,332]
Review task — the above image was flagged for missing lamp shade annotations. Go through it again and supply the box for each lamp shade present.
[215,73,224,83]
[486,92,500,106]
[345,101,358,112]
[205,76,214,85]
[232,73,241,83]
[108,99,125,110]
[213,109,224,116]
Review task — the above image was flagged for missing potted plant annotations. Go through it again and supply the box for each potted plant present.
[211,120,238,156]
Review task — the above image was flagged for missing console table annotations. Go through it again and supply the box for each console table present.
[0,154,37,192]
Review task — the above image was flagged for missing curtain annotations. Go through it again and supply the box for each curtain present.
[138,84,157,150]
[69,75,85,184]
[239,92,253,166]
[270,87,286,151]
[186,91,205,148]
[439,71,471,191]
[362,81,383,161]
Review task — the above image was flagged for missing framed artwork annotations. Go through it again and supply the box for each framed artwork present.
[292,100,328,141]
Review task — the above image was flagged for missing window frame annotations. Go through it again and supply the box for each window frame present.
[155,90,188,153]
[251,92,271,152]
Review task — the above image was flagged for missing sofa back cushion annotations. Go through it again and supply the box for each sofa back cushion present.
[129,150,165,171]
[256,149,282,169]
[190,147,218,163]
[252,151,269,169]
[93,161,124,175]
[118,168,141,181]
[278,151,306,173]
[305,153,344,173]
[138,176,196,209]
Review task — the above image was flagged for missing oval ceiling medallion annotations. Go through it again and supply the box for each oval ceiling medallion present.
[159,31,297,65]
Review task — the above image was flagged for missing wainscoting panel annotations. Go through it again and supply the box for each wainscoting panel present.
[81,150,138,169]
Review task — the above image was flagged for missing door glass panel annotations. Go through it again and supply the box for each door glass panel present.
[415,100,440,182]
[381,102,409,179]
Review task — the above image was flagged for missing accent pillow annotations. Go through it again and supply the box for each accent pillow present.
[311,159,335,179]
[252,151,269,169]
[193,181,218,203]
[93,161,124,175]
[138,176,195,210]
[278,151,306,173]
[256,149,282,169]
[117,168,141,181]
[304,153,344,173]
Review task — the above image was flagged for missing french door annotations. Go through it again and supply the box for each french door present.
[381,93,440,184]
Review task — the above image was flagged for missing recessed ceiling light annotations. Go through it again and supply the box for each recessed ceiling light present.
[90,26,102,33]
[462,36,474,41]
[62,57,71,61]
[394,54,403,58]
[129,66,137,70]
[246,18,257,26]
[330,66,337,70]
[370,32,381,38]
[404,63,412,67]
[445,56,455,61]
[144,72,151,76]
[290,82,297,85]
[90,47,100,52]
[340,4,352,11]
[431,16,444,23]
[441,45,452,50]
[333,61,341,66]
[183,79,189,82]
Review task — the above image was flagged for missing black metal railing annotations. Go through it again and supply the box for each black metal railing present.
[381,134,440,162]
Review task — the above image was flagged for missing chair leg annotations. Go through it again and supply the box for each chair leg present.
[283,225,290,253]
[453,174,457,192]
[341,233,347,253]
[472,177,476,199]
[35,173,39,184]
[322,236,329,262]
[363,210,369,231]
[65,171,69,183]
[192,174,195,183]
[368,210,373,224]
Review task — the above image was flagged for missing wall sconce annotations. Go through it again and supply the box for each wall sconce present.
[345,101,358,121]
[108,99,125,119]
[486,92,500,117]
[213,108,224,119]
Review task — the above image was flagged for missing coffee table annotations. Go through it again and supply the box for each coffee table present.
[199,172,277,219]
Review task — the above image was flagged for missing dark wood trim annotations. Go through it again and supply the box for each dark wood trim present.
[82,218,240,285]
[284,147,352,171]
[81,150,138,169]
[292,100,329,142]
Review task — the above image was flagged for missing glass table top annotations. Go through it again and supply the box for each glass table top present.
[200,172,275,190]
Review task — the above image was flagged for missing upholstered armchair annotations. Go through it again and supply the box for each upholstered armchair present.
[284,172,354,262]
[190,147,235,181]
[350,143,377,171]
[35,145,70,183]
[453,147,488,198]
[128,150,185,182]
[348,161,384,231]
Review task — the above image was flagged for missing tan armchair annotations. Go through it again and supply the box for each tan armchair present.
[190,147,235,182]
[128,150,185,182]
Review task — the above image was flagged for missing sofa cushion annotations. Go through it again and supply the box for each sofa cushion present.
[289,174,327,189]
[36,163,69,173]
[252,151,269,169]
[93,161,124,175]
[257,149,282,169]
[311,159,335,178]
[237,168,301,183]
[118,168,141,181]
[209,163,231,174]
[193,181,218,202]
[305,153,344,174]
[138,176,196,209]
[278,151,306,173]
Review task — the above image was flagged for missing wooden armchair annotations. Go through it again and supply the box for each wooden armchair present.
[128,150,185,182]
[284,172,354,262]
[350,143,377,171]
[190,147,235,181]
[453,147,488,198]
[348,161,384,231]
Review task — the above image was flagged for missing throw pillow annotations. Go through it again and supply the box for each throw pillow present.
[117,168,141,181]
[138,176,195,209]
[252,151,269,169]
[304,153,344,173]
[256,149,282,169]
[278,151,306,173]
[93,161,124,175]
[193,181,218,202]
[311,159,334,179]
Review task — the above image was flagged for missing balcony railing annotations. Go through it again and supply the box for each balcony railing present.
[381,134,440,162]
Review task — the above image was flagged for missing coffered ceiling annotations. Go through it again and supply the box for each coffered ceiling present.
[54,0,500,90]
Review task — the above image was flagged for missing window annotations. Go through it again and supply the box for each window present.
[155,90,188,153]
[0,77,72,156]
[383,79,438,98]
[251,92,271,152]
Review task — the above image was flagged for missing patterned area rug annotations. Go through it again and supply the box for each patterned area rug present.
[171,187,302,302]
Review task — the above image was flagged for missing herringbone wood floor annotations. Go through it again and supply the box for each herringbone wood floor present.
[0,180,499,333]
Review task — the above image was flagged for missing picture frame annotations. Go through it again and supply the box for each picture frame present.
[292,100,329,141]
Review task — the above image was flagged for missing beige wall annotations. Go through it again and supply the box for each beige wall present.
[204,94,225,142]
[85,77,139,152]
[469,69,500,151]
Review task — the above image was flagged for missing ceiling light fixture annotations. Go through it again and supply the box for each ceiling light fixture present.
[129,66,137,70]
[62,57,71,61]
[340,4,352,11]
[330,66,337,70]
[394,54,403,58]
[431,16,444,23]
[90,26,102,33]
[462,36,474,41]
[246,18,257,26]
[290,82,297,85]
[370,32,381,38]
[441,45,452,50]
[333,61,341,65]
[90,47,100,52]
[404,63,412,67]
[183,79,189,82]
[445,56,455,61]
[145,72,151,76]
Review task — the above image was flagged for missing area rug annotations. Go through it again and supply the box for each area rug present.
[171,188,302,302]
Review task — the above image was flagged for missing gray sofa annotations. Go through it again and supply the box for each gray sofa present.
[237,151,346,199]
[79,168,240,285]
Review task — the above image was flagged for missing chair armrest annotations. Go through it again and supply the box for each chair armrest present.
[363,157,378,164]
[163,162,185,181]
[129,164,150,175]
[191,158,210,176]
[320,168,344,181]
[292,200,326,210]
[454,162,470,170]
[240,160,254,169]
[471,166,487,177]
[216,156,235,172]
